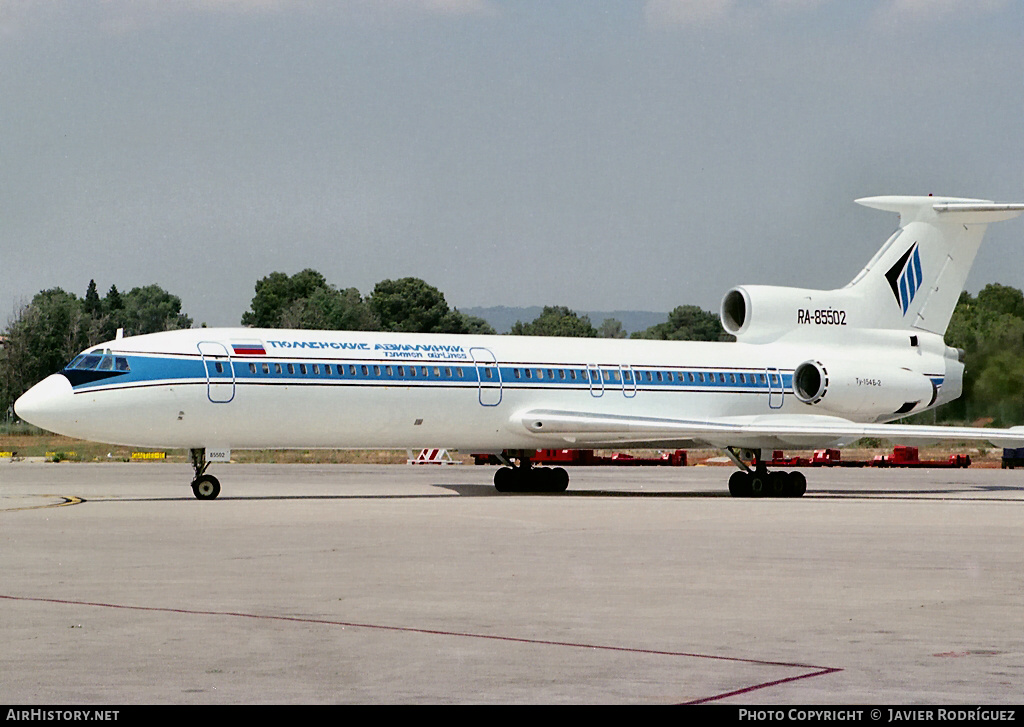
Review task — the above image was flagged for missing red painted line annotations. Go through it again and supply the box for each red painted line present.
[682,667,843,705]
[1,593,841,702]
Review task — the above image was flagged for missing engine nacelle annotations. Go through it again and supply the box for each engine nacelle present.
[721,285,861,343]
[792,359,938,420]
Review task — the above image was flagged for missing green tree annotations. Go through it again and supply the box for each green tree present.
[1,289,90,415]
[278,286,380,331]
[241,269,331,328]
[942,286,1024,425]
[368,277,468,333]
[456,312,496,335]
[631,305,730,341]
[598,318,627,339]
[83,279,102,318]
[509,306,597,337]
[119,285,193,336]
[976,283,1024,319]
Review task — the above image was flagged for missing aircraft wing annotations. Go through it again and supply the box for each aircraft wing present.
[518,409,1024,450]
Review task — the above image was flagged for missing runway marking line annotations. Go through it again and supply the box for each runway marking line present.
[0,593,840,703]
[0,495,84,512]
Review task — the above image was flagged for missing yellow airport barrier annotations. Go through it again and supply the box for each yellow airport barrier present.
[131,452,166,460]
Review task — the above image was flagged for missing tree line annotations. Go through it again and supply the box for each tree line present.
[3,270,1022,426]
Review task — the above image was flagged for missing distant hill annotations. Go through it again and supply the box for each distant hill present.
[460,306,669,336]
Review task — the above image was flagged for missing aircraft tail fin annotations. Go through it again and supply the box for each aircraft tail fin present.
[846,196,1024,335]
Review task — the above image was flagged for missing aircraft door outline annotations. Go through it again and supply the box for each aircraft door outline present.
[620,364,637,398]
[587,363,604,398]
[198,341,236,404]
[766,366,784,409]
[469,347,502,406]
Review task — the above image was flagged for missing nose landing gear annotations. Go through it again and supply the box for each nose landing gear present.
[189,448,221,500]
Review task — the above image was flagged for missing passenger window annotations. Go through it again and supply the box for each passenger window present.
[457,368,464,378]
[361,365,369,376]
[374,366,381,376]
[349,365,357,376]
[421,367,428,377]
[287,363,295,375]
[386,366,393,376]
[262,363,270,374]
[249,363,257,374]
[569,370,577,380]
[485,369,493,380]
[513,369,520,379]
[274,363,282,374]
[719,373,725,383]
[537,369,544,379]
[214,362,223,374]
[445,367,452,377]
[398,366,405,376]
[697,372,704,382]
[300,364,307,375]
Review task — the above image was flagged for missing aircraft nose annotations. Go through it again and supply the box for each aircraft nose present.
[14,374,75,432]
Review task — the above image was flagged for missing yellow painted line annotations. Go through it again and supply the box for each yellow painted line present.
[1,495,84,512]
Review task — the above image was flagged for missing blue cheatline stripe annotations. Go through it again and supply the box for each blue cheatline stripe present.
[66,354,794,395]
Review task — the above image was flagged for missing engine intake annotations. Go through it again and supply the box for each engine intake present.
[793,360,828,404]
[720,285,860,343]
[791,358,937,420]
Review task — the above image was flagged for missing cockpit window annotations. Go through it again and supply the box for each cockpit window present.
[65,350,130,373]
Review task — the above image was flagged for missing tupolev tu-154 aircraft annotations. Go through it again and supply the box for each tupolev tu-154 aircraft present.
[15,195,1024,500]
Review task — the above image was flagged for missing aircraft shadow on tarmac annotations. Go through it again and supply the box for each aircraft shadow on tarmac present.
[84,482,1024,504]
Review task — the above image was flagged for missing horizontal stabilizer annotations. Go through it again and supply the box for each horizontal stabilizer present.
[856,195,1024,224]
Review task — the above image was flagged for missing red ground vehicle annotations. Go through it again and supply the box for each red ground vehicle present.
[473,449,686,466]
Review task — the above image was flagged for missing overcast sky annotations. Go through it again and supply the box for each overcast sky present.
[2,0,1023,328]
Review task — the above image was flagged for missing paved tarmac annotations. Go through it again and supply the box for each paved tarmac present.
[1,461,1022,705]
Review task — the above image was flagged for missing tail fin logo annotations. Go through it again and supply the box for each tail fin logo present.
[885,243,923,315]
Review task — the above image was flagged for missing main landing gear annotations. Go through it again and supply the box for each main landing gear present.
[493,451,569,493]
[189,448,221,500]
[725,447,806,498]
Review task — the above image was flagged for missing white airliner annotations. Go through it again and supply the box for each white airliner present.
[15,196,1024,499]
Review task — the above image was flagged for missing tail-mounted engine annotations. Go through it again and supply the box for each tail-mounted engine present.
[721,285,861,343]
[792,359,937,420]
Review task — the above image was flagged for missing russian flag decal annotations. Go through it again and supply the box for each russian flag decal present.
[231,341,266,355]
